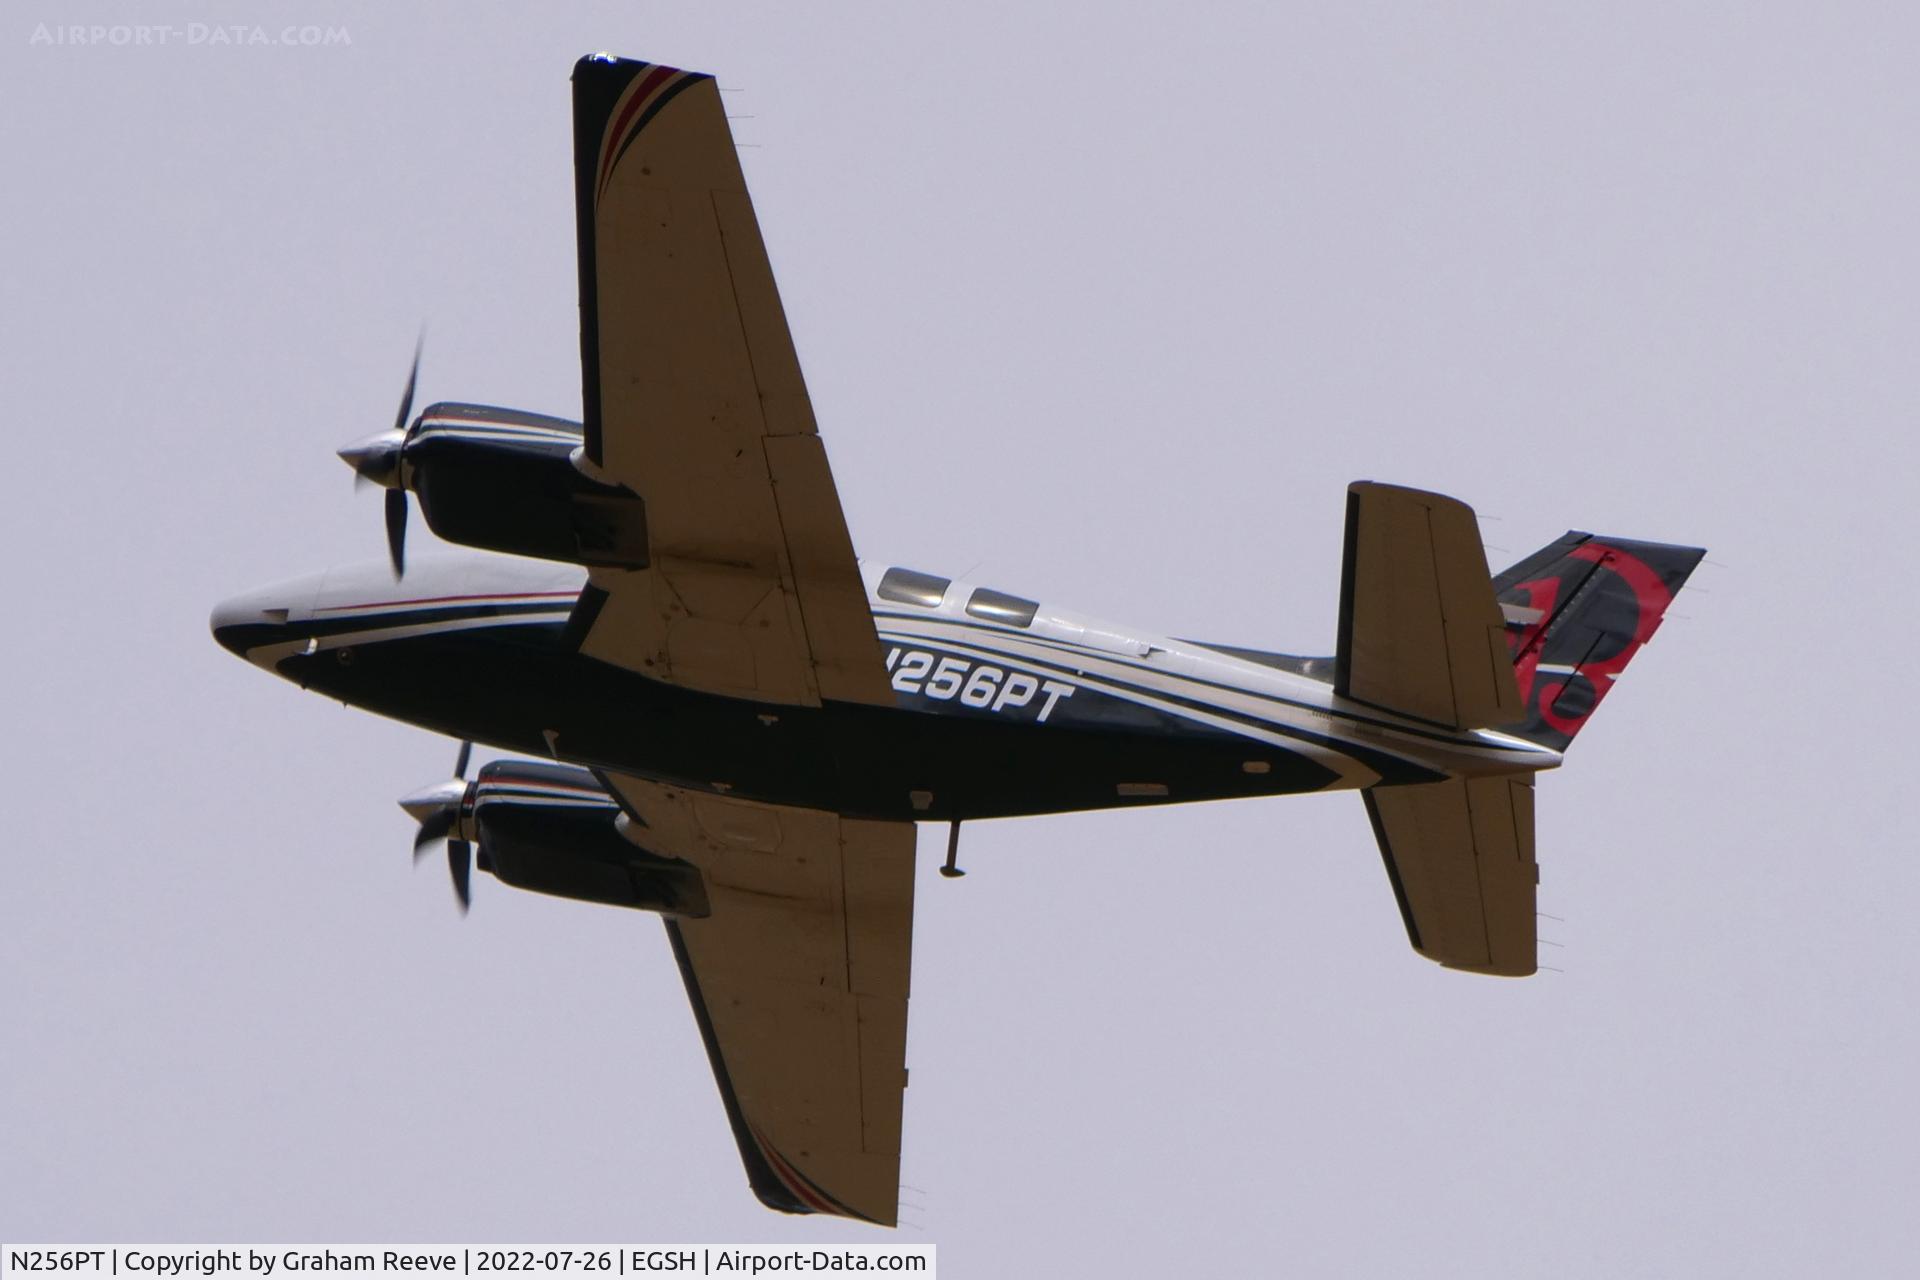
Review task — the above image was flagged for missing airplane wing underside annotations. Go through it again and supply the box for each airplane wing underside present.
[602,772,916,1225]
[567,56,892,708]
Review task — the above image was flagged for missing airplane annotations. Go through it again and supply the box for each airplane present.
[210,54,1705,1227]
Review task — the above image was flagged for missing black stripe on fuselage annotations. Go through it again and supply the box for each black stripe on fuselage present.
[213,602,570,661]
[277,617,1354,819]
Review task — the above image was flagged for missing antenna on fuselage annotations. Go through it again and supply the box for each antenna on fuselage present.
[939,821,965,879]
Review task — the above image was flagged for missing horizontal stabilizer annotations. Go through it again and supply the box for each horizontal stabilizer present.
[1364,776,1538,976]
[1336,482,1523,730]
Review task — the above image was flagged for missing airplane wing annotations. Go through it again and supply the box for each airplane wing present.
[567,56,892,707]
[1335,482,1524,729]
[1363,775,1538,976]
[602,772,916,1225]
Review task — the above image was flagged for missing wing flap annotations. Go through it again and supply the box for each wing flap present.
[765,436,894,705]
[1337,482,1523,729]
[1364,776,1538,976]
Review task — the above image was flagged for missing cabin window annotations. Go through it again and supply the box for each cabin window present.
[965,587,1039,628]
[878,567,951,607]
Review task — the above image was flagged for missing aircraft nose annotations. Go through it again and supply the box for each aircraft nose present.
[209,589,293,659]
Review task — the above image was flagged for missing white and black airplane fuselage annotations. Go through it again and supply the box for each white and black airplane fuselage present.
[214,543,1559,824]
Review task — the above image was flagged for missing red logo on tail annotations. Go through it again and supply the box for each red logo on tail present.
[1505,543,1675,739]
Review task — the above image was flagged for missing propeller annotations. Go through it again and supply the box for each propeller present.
[337,335,422,579]
[398,740,475,913]
[384,488,408,581]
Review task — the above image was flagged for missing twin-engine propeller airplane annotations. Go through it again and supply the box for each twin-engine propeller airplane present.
[211,55,1704,1226]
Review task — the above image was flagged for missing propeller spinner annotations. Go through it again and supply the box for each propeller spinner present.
[398,740,476,913]
[337,336,422,578]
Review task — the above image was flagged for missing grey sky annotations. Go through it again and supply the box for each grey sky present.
[3,2,1915,1273]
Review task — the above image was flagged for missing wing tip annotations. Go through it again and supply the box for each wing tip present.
[663,920,898,1226]
[574,51,667,77]
[1438,958,1539,978]
[746,1123,897,1226]
[572,52,712,87]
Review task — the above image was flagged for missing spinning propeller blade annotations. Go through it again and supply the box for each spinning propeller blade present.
[412,809,453,860]
[398,740,476,913]
[448,840,472,913]
[383,337,421,578]
[392,333,422,438]
[337,336,424,579]
[385,487,408,579]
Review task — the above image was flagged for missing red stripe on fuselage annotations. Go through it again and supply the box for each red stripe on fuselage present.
[318,590,578,613]
[414,426,576,441]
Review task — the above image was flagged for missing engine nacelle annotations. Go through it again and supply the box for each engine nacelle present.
[466,760,707,916]
[405,402,649,569]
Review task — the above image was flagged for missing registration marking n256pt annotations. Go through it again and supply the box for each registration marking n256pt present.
[885,647,1075,721]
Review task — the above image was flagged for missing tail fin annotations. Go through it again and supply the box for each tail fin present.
[1493,533,1705,751]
